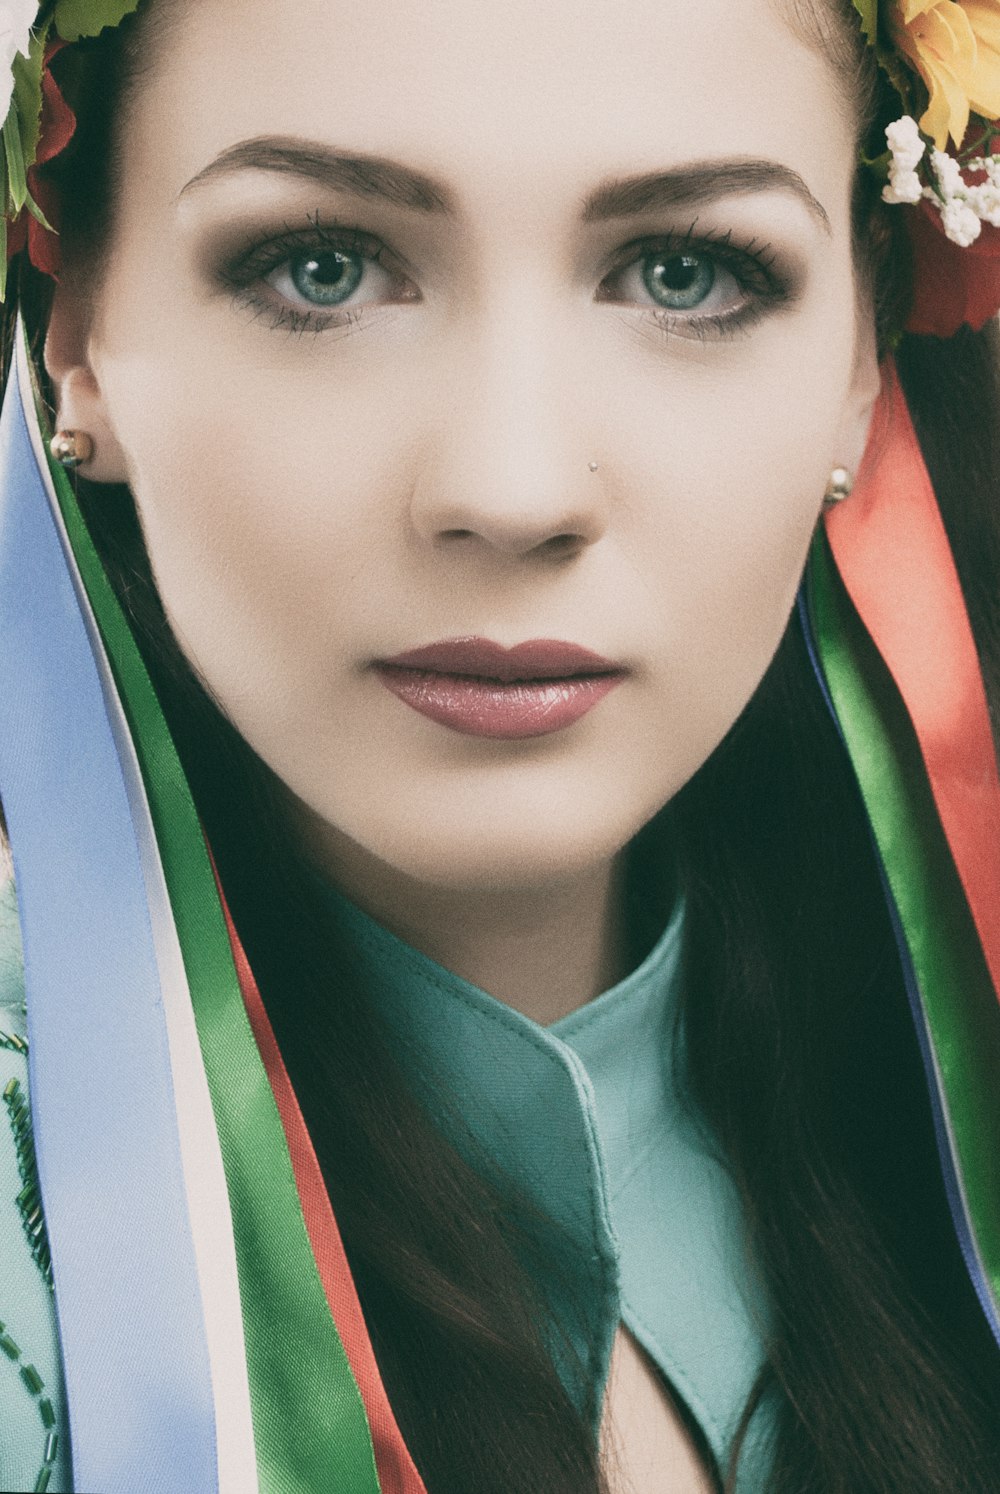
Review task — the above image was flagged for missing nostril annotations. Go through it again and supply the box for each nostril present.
[541,532,584,559]
[425,523,593,556]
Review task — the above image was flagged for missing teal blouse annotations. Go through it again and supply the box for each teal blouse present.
[315,879,779,1488]
[0,871,778,1490]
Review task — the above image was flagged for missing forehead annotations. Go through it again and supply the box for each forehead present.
[135,0,852,211]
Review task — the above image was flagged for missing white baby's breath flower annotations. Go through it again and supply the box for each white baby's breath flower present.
[885,115,926,173]
[930,148,964,199]
[883,170,924,205]
[970,182,1000,227]
[880,112,1000,247]
[882,117,930,206]
[971,156,1000,190]
[0,2,37,126]
[938,196,983,246]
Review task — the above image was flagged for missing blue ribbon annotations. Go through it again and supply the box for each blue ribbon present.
[0,340,219,1489]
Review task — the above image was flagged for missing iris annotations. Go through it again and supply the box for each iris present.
[643,252,714,310]
[289,250,364,305]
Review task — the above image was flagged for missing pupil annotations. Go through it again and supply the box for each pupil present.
[304,254,346,286]
[658,256,699,291]
[291,251,361,305]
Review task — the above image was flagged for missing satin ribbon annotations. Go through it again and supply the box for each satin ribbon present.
[801,566,1000,1341]
[0,324,395,1491]
[802,357,1000,1336]
[824,357,1000,999]
[0,326,221,1490]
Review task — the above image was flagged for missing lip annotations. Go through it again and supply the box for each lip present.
[374,636,627,739]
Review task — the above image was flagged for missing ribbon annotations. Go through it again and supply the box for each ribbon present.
[802,358,1000,1337]
[0,323,222,1490]
[824,357,1000,1001]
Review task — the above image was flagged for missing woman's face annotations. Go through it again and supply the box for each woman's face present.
[51,0,880,893]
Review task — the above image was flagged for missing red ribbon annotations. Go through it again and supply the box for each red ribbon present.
[217,882,427,1494]
[825,357,1000,997]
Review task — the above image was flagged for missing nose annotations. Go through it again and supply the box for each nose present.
[409,312,609,559]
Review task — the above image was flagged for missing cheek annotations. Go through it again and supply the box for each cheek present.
[603,344,842,766]
[96,340,416,721]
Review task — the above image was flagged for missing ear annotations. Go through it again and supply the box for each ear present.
[44,278,130,484]
[832,302,884,481]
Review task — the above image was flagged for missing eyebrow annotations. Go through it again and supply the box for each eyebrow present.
[179,138,455,213]
[179,136,831,235]
[581,160,831,235]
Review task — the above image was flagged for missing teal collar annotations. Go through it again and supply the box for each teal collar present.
[313,877,775,1483]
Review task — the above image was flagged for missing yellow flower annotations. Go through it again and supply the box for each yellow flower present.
[888,0,1000,149]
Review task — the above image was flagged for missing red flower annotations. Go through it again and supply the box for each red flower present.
[904,194,1000,337]
[6,41,77,280]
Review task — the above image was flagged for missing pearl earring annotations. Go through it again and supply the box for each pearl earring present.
[823,466,853,506]
[49,430,94,469]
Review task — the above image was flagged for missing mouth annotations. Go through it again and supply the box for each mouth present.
[374,636,628,740]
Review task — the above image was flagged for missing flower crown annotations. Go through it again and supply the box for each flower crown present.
[1,0,141,299]
[3,0,1000,335]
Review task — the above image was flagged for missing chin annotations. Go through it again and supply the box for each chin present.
[329,784,664,893]
[282,736,691,896]
[378,831,621,893]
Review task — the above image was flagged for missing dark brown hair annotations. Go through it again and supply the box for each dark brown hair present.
[5,3,1000,1489]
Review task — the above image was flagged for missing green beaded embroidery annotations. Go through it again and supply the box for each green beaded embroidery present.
[2,1060,53,1290]
[0,1029,62,1492]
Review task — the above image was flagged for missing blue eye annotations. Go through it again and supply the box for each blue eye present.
[596,230,790,335]
[642,252,715,311]
[225,217,789,339]
[287,250,364,306]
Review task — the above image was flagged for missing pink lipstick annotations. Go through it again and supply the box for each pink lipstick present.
[374,637,626,739]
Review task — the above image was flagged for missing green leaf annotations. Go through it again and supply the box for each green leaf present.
[859,146,891,174]
[11,27,48,173]
[849,0,918,116]
[876,41,918,117]
[24,191,54,233]
[3,114,28,215]
[53,0,143,42]
[0,214,8,304]
[851,0,879,47]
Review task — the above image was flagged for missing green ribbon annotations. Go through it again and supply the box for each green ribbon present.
[807,529,1000,1319]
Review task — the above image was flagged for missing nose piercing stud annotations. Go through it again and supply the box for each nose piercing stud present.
[588,461,599,472]
[50,430,94,468]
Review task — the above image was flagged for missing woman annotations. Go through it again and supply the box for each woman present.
[1,0,1000,1488]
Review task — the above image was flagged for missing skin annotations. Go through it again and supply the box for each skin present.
[46,0,881,1026]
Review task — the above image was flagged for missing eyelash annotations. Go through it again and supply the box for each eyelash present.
[219,212,792,342]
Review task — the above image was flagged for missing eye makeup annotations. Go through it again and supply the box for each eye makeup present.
[214,208,800,341]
